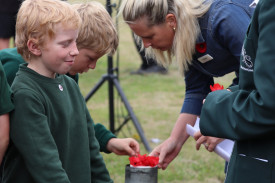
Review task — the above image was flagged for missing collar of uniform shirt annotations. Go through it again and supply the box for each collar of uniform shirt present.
[249,0,259,8]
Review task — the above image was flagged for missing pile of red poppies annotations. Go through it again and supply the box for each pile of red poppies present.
[129,154,159,167]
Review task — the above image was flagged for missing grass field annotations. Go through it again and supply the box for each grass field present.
[73,0,236,182]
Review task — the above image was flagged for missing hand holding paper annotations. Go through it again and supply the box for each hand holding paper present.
[194,132,224,152]
[186,117,234,162]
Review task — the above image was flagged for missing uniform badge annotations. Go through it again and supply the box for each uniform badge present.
[197,54,213,63]
[58,84,63,91]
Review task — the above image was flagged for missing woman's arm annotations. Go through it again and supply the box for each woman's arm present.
[150,113,197,170]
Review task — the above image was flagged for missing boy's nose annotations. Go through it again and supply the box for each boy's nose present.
[70,50,79,56]
[70,43,79,56]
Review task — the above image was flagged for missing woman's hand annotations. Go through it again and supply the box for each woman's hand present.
[194,131,224,152]
[149,137,182,170]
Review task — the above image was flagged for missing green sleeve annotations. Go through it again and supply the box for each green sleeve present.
[0,47,25,86]
[94,123,116,153]
[85,108,113,183]
[201,87,275,140]
[3,60,21,86]
[11,89,71,183]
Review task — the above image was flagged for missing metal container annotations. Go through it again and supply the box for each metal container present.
[125,164,158,183]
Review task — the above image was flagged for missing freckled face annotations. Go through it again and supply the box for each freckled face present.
[30,23,79,78]
[128,16,175,51]
[69,48,104,75]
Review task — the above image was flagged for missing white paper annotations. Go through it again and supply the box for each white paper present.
[186,117,234,162]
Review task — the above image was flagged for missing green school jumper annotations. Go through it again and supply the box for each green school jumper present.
[3,64,113,183]
[0,62,14,115]
[0,48,116,153]
[200,0,275,182]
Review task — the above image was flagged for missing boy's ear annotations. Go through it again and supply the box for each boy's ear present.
[27,39,41,56]
[166,13,177,29]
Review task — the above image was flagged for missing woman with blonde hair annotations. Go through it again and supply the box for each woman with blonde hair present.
[120,0,254,170]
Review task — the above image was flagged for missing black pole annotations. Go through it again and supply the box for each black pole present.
[106,0,115,132]
[106,0,112,15]
[108,57,115,132]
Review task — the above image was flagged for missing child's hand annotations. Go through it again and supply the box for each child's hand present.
[106,138,140,156]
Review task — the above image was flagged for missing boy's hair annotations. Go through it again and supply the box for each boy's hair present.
[16,0,82,61]
[73,1,118,56]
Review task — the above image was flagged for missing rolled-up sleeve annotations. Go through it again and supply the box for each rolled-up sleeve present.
[181,66,213,115]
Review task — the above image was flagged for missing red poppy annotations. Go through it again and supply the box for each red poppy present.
[129,154,159,167]
[210,83,224,91]
[196,42,207,53]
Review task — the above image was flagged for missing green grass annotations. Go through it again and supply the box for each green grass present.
[75,0,235,182]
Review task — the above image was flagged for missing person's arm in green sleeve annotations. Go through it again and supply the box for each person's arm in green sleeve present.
[94,123,116,153]
[85,107,139,156]
[200,1,275,141]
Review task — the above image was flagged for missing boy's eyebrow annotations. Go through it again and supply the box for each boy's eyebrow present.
[87,54,96,60]
[58,39,74,44]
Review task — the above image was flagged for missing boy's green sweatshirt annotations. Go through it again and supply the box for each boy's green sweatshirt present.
[3,64,113,183]
[0,47,116,153]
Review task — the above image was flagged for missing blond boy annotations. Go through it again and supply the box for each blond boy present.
[70,2,139,156]
[2,0,113,182]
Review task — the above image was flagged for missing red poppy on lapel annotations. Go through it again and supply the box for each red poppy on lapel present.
[196,42,207,53]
